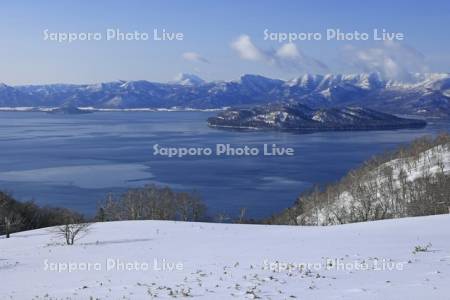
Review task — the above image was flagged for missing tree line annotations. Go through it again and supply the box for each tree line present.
[95,185,206,222]
[0,185,209,239]
[0,192,84,238]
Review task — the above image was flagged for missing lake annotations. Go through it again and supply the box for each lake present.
[0,111,448,219]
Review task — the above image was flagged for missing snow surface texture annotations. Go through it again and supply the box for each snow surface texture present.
[1,215,449,299]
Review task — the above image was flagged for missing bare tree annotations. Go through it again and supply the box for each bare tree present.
[54,222,91,245]
[215,212,230,223]
[237,208,247,224]
[0,194,23,238]
[3,214,23,238]
[52,211,91,245]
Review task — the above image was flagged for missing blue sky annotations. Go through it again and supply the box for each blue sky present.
[1,0,449,84]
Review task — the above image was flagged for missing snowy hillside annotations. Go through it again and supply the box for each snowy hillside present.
[1,215,450,299]
[2,136,448,300]
[315,143,450,226]
[385,144,450,181]
[269,134,450,226]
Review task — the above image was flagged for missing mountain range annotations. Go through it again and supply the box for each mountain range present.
[1,72,450,117]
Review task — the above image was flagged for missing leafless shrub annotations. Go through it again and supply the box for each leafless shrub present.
[0,193,23,238]
[49,209,91,245]
[54,222,91,245]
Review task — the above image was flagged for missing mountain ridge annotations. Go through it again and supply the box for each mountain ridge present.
[1,72,449,117]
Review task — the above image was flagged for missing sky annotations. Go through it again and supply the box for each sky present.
[0,0,449,85]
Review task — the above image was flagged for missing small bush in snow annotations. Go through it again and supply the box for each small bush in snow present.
[413,243,432,254]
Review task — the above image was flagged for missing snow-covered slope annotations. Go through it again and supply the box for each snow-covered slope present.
[1,215,450,299]
[320,144,450,222]
[385,144,450,181]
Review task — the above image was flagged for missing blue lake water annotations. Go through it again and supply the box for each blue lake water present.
[0,111,449,219]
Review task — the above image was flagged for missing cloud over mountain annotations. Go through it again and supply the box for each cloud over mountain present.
[231,35,328,73]
[182,52,210,63]
[273,43,329,73]
[231,35,265,61]
[342,41,428,81]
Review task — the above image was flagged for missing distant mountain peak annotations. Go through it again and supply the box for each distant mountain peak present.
[173,73,205,86]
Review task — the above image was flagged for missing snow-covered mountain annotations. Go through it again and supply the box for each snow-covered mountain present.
[1,215,449,299]
[285,72,384,91]
[173,73,206,86]
[2,72,450,116]
[283,73,450,117]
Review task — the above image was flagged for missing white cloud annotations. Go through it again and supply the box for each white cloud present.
[274,43,328,73]
[231,35,264,61]
[182,52,209,63]
[231,35,328,73]
[342,41,428,80]
[276,43,299,59]
[230,36,429,79]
